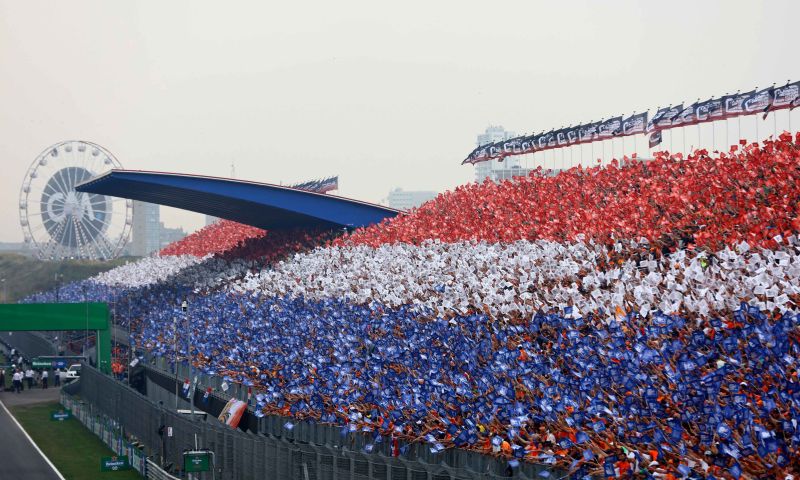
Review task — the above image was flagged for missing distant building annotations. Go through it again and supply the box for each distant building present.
[474,125,533,183]
[130,201,161,256]
[491,165,538,182]
[387,188,438,211]
[159,223,186,249]
[0,242,31,256]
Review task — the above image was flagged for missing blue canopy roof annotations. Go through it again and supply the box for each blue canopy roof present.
[76,170,400,230]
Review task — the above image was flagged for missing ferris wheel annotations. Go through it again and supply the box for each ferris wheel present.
[19,141,132,260]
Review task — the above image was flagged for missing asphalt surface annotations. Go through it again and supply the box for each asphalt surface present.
[0,388,64,480]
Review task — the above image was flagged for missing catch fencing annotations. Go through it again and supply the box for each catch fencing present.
[68,364,563,480]
[0,331,56,358]
[60,389,148,475]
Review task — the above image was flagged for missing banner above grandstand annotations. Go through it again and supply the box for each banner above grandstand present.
[463,80,800,164]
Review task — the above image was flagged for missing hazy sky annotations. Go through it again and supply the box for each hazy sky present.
[1,0,798,241]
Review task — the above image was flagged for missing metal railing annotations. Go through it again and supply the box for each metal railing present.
[69,364,562,480]
[147,459,182,480]
[61,389,148,476]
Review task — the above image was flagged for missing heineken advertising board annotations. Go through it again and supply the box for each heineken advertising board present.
[184,451,212,472]
[100,456,131,472]
[50,409,71,421]
[33,359,66,369]
[32,356,83,369]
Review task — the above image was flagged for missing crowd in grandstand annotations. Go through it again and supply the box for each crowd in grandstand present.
[340,135,800,252]
[240,238,800,319]
[158,220,266,257]
[94,255,204,288]
[23,134,800,478]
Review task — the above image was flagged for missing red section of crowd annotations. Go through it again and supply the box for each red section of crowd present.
[340,134,800,251]
[159,218,340,268]
[215,227,341,263]
[159,220,266,257]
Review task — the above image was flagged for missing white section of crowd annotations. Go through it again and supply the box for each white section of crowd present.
[169,257,264,291]
[88,254,266,292]
[235,238,800,319]
[92,254,205,288]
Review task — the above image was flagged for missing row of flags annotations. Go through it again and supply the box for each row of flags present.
[463,81,800,164]
[291,176,339,193]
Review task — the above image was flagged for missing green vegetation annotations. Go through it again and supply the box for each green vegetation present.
[1,352,12,390]
[0,254,137,302]
[10,402,142,480]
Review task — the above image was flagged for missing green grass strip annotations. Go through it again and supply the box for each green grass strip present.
[10,402,143,480]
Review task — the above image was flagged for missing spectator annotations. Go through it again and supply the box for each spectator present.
[19,135,800,477]
[25,368,34,389]
[12,369,22,394]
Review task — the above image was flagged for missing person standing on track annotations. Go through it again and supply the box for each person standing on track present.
[24,367,34,389]
[41,369,48,389]
[12,369,22,394]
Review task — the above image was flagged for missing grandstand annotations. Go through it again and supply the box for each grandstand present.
[17,133,800,478]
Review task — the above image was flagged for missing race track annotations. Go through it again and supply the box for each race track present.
[0,399,63,480]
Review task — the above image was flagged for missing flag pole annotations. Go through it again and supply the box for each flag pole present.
[696,99,702,149]
[753,86,759,142]
[669,130,675,153]
[738,114,742,144]
[682,126,686,154]
[613,116,619,161]
[755,111,759,143]
[711,119,715,151]
[774,107,778,138]
[697,123,701,151]
[725,117,729,151]
[602,138,606,165]
[622,116,626,159]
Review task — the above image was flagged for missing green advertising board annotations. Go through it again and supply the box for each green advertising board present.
[50,409,71,421]
[184,451,211,472]
[100,455,131,472]
[33,356,85,369]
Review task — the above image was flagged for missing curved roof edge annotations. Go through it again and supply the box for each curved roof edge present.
[76,169,401,231]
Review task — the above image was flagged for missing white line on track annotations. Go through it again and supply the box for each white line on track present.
[0,399,66,480]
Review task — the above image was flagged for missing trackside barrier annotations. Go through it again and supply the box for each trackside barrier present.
[69,361,565,479]
[146,459,182,480]
[146,357,560,477]
[61,390,148,476]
